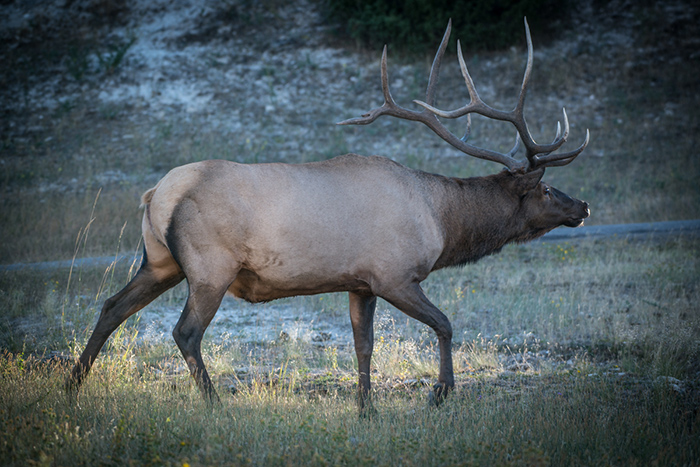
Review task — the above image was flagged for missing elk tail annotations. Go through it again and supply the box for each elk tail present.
[140,187,157,209]
[139,184,161,241]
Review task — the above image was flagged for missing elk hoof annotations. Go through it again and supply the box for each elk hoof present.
[358,404,378,420]
[204,390,222,407]
[357,392,376,419]
[64,376,81,404]
[429,382,450,407]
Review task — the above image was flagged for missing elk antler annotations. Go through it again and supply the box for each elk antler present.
[338,18,589,172]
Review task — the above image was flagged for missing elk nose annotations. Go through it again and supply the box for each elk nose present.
[582,201,590,218]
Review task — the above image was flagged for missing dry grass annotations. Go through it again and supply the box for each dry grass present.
[1,350,697,466]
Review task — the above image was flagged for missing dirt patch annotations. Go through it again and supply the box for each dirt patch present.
[138,299,353,347]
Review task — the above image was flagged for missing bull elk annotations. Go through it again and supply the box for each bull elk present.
[67,19,589,411]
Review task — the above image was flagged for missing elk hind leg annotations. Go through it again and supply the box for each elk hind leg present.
[67,257,184,395]
[172,268,239,404]
[349,292,377,416]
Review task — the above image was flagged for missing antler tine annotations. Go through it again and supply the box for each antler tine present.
[546,108,569,148]
[458,36,521,161]
[414,37,492,120]
[507,133,521,159]
[553,121,562,143]
[560,108,569,141]
[515,18,534,115]
[531,129,590,168]
[460,114,472,143]
[412,17,589,171]
[457,40,480,104]
[380,45,396,106]
[425,19,452,106]
[337,18,453,128]
[337,45,394,126]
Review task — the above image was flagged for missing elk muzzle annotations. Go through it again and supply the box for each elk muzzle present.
[558,189,590,227]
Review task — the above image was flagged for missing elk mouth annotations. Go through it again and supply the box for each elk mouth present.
[564,203,590,228]
[564,218,586,228]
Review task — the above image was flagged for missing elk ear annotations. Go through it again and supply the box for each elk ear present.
[511,168,545,195]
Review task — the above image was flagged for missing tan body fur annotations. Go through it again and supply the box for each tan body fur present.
[144,155,443,303]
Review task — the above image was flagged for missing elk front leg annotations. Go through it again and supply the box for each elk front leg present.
[381,282,454,406]
[67,263,184,396]
[348,292,377,415]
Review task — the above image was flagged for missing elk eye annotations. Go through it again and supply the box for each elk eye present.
[544,187,551,196]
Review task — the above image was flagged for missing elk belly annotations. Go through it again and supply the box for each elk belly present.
[227,267,370,303]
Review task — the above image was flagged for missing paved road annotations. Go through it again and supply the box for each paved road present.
[2,220,699,272]
[535,219,700,242]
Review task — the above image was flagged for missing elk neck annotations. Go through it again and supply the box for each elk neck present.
[429,170,538,271]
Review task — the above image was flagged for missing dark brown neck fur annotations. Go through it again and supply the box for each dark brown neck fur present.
[427,171,551,271]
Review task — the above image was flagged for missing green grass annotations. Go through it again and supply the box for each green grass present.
[0,237,698,465]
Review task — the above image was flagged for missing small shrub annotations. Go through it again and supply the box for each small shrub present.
[96,36,136,75]
[325,0,570,54]
[63,36,136,81]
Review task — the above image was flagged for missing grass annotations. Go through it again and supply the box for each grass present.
[0,236,698,465]
[1,356,696,466]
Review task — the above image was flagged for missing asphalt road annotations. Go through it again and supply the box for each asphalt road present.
[2,220,699,272]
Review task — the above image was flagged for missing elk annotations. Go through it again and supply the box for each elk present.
[67,19,589,411]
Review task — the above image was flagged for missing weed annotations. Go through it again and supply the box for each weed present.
[96,36,136,75]
[65,44,91,81]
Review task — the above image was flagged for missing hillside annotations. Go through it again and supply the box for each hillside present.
[1,0,698,262]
